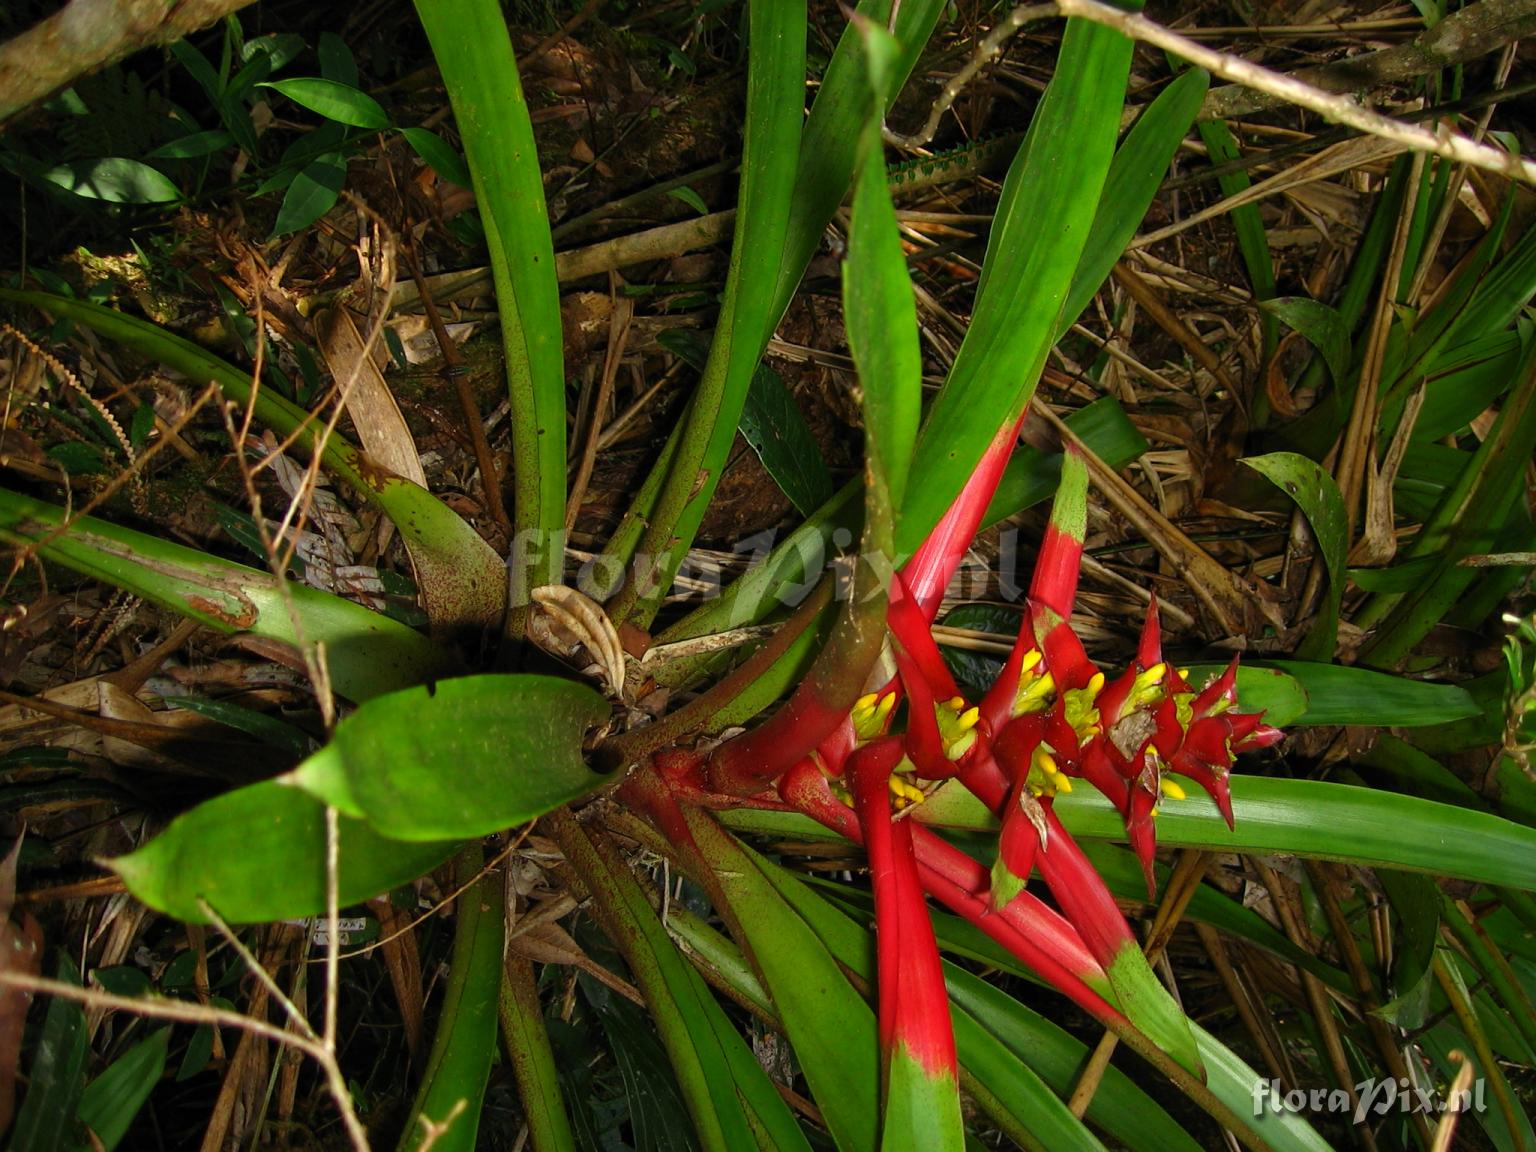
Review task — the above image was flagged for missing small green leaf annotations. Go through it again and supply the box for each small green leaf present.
[243,32,307,72]
[399,126,471,187]
[75,1029,169,1152]
[43,159,181,204]
[1243,452,1349,660]
[166,694,314,759]
[1262,297,1352,386]
[317,32,360,86]
[128,404,156,453]
[290,674,611,841]
[738,364,834,517]
[146,129,235,160]
[665,185,709,215]
[271,151,346,236]
[260,77,389,129]
[47,442,110,476]
[111,778,460,923]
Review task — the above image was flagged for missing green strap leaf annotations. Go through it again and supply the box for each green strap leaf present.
[899,18,1134,554]
[12,956,87,1152]
[612,0,806,629]
[398,850,503,1152]
[0,488,459,704]
[0,289,506,632]
[1256,660,1478,727]
[915,776,1536,890]
[681,807,881,1152]
[945,967,1192,1152]
[499,954,578,1152]
[414,0,567,596]
[844,15,921,521]
[550,811,811,1152]
[1193,1021,1336,1152]
[752,854,1183,1152]
[1063,66,1208,326]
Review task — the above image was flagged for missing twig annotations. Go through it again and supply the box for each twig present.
[566,275,633,532]
[0,968,371,1150]
[1200,0,1536,121]
[198,895,372,1151]
[884,5,1056,150]
[1053,0,1536,185]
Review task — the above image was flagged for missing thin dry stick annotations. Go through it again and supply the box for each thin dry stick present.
[332,828,533,962]
[199,891,369,1150]
[1306,860,1434,1148]
[1253,857,1377,1152]
[0,969,370,1150]
[567,278,634,532]
[218,203,401,730]
[884,5,1055,149]
[0,379,219,576]
[1130,135,1405,253]
[1052,0,1536,184]
[324,806,342,1053]
[1193,921,1295,1088]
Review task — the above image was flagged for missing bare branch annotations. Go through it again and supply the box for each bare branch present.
[1055,0,1536,185]
[0,0,260,130]
[1201,0,1536,121]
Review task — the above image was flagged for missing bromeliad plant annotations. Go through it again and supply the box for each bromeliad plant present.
[3,2,1536,1151]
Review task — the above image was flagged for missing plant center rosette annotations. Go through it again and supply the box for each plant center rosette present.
[639,439,1283,1105]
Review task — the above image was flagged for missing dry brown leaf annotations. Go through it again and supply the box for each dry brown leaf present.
[314,306,427,488]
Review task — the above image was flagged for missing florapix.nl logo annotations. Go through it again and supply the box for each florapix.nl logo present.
[1253,1077,1487,1125]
